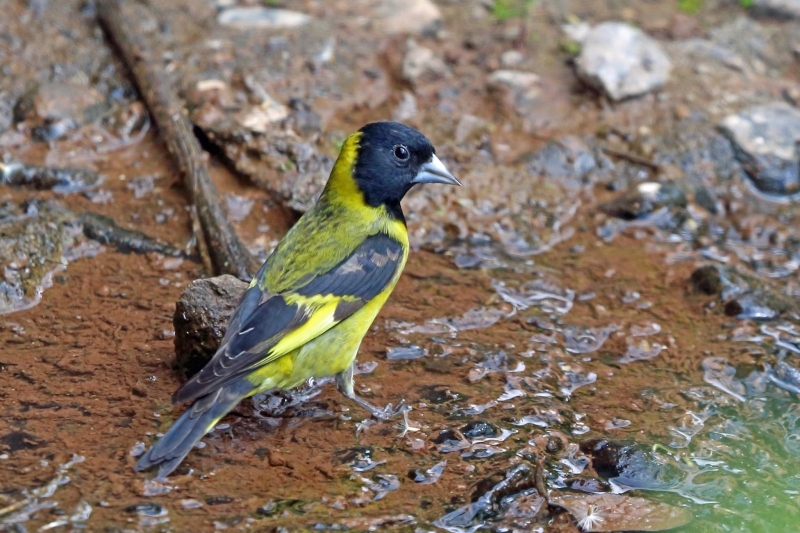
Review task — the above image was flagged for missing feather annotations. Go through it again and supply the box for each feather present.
[173,233,405,405]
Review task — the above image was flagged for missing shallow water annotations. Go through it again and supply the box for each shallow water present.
[1,0,800,531]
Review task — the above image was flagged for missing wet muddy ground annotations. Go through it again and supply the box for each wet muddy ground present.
[2,0,800,531]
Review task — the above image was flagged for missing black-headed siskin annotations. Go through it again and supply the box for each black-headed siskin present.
[135,121,460,478]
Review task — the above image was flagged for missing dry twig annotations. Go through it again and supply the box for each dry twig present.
[97,0,259,280]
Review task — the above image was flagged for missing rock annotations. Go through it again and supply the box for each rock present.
[192,118,333,212]
[286,99,321,137]
[236,105,290,134]
[525,137,599,182]
[550,493,692,532]
[562,22,591,44]
[32,82,106,123]
[693,184,721,214]
[14,82,107,141]
[454,114,488,144]
[0,200,100,315]
[402,39,449,86]
[767,361,800,395]
[753,0,800,19]
[580,439,680,489]
[460,420,499,439]
[668,39,748,73]
[575,22,671,101]
[392,91,418,122]
[217,7,311,29]
[783,86,800,107]
[688,264,797,320]
[723,291,790,320]
[173,275,247,377]
[435,464,539,529]
[600,182,687,220]
[225,194,255,223]
[0,93,12,134]
[488,70,540,99]
[488,70,540,115]
[690,265,722,295]
[718,103,800,197]
[376,0,442,35]
[708,17,787,71]
[500,50,524,67]
[432,429,462,445]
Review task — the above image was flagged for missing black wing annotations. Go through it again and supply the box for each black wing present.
[173,233,404,404]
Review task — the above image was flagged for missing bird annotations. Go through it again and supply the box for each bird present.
[135,121,461,478]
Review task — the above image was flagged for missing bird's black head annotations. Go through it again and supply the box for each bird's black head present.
[352,122,460,217]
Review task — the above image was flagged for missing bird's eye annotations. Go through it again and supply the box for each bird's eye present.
[394,145,410,161]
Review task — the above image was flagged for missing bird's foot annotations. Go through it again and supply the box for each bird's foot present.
[346,394,408,421]
[253,382,324,416]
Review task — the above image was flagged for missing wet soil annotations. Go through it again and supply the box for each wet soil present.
[2,0,800,532]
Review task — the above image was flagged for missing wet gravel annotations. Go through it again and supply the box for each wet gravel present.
[1,0,800,532]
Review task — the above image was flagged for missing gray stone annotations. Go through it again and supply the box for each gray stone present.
[487,69,540,115]
[455,114,488,144]
[708,17,787,71]
[0,93,12,134]
[0,201,100,315]
[562,22,591,44]
[500,50,525,68]
[488,70,540,98]
[173,275,247,377]
[689,264,797,320]
[392,91,418,122]
[32,82,105,122]
[724,291,786,320]
[719,102,800,197]
[217,7,311,29]
[753,0,800,19]
[13,82,107,141]
[668,39,748,73]
[576,22,671,101]
[402,39,449,86]
[376,0,442,35]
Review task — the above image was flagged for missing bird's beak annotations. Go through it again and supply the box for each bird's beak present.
[412,154,462,186]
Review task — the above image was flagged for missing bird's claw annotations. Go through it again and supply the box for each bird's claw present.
[346,394,408,421]
[374,399,409,421]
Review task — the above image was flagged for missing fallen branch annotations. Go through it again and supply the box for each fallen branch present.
[97,0,259,280]
[601,147,660,171]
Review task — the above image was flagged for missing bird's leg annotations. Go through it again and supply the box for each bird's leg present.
[335,363,406,421]
[252,382,325,417]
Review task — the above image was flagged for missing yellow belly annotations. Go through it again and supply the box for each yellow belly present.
[246,290,391,395]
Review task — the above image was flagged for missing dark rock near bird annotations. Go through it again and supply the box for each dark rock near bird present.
[690,265,723,295]
[173,275,247,377]
[580,439,681,490]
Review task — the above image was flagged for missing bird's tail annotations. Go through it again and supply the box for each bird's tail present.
[134,382,251,478]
